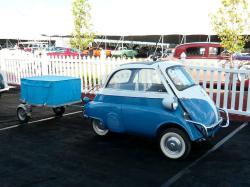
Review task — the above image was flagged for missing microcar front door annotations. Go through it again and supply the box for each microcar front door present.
[164,65,219,126]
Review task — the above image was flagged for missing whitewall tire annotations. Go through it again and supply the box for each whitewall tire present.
[159,128,191,160]
[92,119,109,136]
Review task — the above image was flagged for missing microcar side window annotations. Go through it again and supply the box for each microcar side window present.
[106,69,135,90]
[133,69,167,92]
[167,66,195,91]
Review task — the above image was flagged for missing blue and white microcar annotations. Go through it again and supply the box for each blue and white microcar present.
[83,61,229,159]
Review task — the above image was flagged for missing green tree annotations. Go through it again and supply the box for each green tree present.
[70,0,95,51]
[210,0,250,65]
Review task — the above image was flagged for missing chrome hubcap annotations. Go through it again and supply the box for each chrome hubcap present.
[160,132,186,159]
[166,137,182,152]
[93,119,109,136]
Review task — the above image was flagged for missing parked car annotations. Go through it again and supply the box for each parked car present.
[83,60,229,160]
[173,42,225,62]
[148,48,172,61]
[83,47,112,58]
[174,42,250,65]
[234,53,250,61]
[18,41,48,53]
[173,42,250,87]
[135,46,151,58]
[47,47,84,57]
[111,47,138,58]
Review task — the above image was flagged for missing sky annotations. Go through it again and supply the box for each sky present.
[91,0,221,35]
[0,0,72,38]
[0,0,247,39]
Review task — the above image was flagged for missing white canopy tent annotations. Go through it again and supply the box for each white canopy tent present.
[91,0,218,36]
[0,0,249,44]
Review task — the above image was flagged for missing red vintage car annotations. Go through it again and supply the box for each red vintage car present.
[174,42,250,62]
[173,42,226,61]
[173,42,250,89]
[47,47,85,57]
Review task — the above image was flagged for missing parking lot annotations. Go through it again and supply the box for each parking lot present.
[0,89,249,187]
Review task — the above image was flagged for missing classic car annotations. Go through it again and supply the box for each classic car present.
[173,42,225,63]
[83,60,229,160]
[173,42,250,87]
[83,47,112,58]
[173,42,250,65]
[18,41,48,53]
[111,47,138,58]
[47,47,85,57]
[234,53,250,61]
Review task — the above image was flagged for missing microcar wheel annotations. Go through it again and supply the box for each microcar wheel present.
[92,119,109,136]
[159,128,191,160]
[17,107,30,123]
[52,106,65,116]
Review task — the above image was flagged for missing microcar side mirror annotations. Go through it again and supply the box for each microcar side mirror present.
[162,95,178,110]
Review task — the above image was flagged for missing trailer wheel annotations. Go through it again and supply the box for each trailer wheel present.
[53,106,65,116]
[17,106,30,123]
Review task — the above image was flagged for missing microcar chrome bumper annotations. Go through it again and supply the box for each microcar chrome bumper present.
[185,108,229,138]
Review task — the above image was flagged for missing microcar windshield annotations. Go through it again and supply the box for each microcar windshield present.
[167,66,195,91]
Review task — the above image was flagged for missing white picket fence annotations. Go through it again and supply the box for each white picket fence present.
[0,53,250,116]
[0,54,137,92]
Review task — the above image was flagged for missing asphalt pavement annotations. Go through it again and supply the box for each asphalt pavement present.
[0,89,249,187]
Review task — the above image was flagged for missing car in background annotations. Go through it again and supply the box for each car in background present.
[234,53,250,61]
[173,42,226,63]
[148,48,173,61]
[135,46,154,58]
[173,42,250,65]
[18,41,49,53]
[234,53,250,82]
[94,48,112,58]
[173,42,250,88]
[83,47,112,58]
[111,47,138,58]
[47,47,85,57]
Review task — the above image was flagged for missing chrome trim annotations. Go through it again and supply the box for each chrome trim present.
[186,118,223,137]
[218,108,230,128]
[185,108,229,137]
